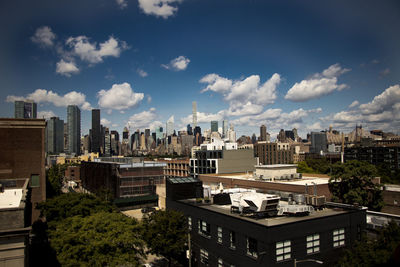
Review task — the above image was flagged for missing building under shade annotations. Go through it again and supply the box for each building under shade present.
[67,105,81,155]
[14,100,37,119]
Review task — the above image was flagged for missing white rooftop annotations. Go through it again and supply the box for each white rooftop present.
[255,164,297,168]
[0,189,23,209]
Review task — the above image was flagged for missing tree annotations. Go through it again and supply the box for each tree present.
[338,221,400,266]
[142,210,187,266]
[297,161,315,173]
[49,212,145,266]
[36,193,114,224]
[329,160,383,211]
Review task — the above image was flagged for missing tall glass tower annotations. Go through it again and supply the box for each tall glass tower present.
[67,105,81,155]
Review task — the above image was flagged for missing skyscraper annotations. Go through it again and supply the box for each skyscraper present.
[14,100,37,119]
[260,125,267,141]
[211,121,218,133]
[46,117,64,154]
[91,109,101,153]
[166,116,174,136]
[192,101,197,128]
[67,105,81,155]
[222,120,228,138]
[155,126,163,145]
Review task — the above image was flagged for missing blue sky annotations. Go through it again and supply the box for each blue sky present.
[1,0,400,138]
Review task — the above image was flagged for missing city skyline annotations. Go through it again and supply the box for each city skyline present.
[1,1,400,138]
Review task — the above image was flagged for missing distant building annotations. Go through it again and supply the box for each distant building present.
[160,159,190,177]
[260,125,267,141]
[222,120,228,138]
[254,142,294,165]
[104,128,111,157]
[46,117,64,154]
[67,105,81,155]
[345,146,400,170]
[91,109,101,153]
[14,100,37,119]
[0,118,46,222]
[111,130,119,156]
[310,132,327,154]
[166,116,174,136]
[211,121,218,133]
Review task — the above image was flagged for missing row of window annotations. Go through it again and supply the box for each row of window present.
[189,217,345,262]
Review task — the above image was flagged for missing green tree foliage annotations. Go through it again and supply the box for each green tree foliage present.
[297,161,315,173]
[36,193,114,224]
[46,164,66,198]
[338,221,400,266]
[142,210,187,266]
[376,163,400,184]
[329,160,383,211]
[49,212,145,266]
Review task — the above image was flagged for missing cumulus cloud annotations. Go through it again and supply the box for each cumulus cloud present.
[127,108,163,130]
[66,36,128,64]
[31,26,56,48]
[6,89,92,110]
[138,0,183,19]
[101,118,111,126]
[285,63,350,102]
[162,56,190,71]
[97,82,144,111]
[348,100,359,108]
[56,59,79,77]
[137,68,148,77]
[37,110,56,120]
[180,110,225,126]
[359,85,400,115]
[116,0,128,9]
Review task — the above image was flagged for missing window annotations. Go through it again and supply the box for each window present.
[276,240,291,262]
[188,217,192,230]
[306,234,320,254]
[198,220,211,237]
[217,226,222,244]
[246,237,258,258]
[31,174,40,187]
[218,258,223,267]
[333,228,345,247]
[200,249,209,265]
[229,231,236,249]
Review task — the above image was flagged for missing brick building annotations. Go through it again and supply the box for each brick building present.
[254,142,294,165]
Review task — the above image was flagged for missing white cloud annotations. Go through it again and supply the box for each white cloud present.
[162,56,190,71]
[137,68,148,77]
[97,82,144,111]
[116,0,128,9]
[359,85,400,115]
[66,36,128,64]
[37,110,56,120]
[31,26,56,48]
[180,110,225,126]
[147,95,152,103]
[127,108,163,130]
[348,100,359,108]
[6,89,92,110]
[138,0,182,19]
[285,63,350,102]
[200,74,232,94]
[56,59,79,77]
[101,118,111,126]
[379,68,391,77]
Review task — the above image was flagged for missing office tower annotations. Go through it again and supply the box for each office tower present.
[166,116,174,136]
[155,127,163,145]
[211,121,218,133]
[82,134,91,153]
[192,101,197,128]
[260,125,267,141]
[67,105,81,155]
[123,127,129,141]
[251,133,257,144]
[292,128,298,141]
[227,123,236,143]
[311,132,328,154]
[277,129,286,142]
[46,117,64,154]
[110,130,119,156]
[104,128,111,157]
[14,100,37,119]
[285,130,295,141]
[194,126,202,146]
[64,123,68,151]
[91,109,101,153]
[222,120,228,138]
[145,128,150,147]
[187,124,193,135]
[140,133,146,150]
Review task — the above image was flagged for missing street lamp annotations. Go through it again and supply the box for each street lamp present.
[294,258,323,267]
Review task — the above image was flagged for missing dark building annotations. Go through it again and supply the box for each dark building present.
[310,132,327,154]
[91,109,101,153]
[194,126,202,146]
[46,116,64,154]
[80,159,166,207]
[14,100,37,119]
[260,125,267,141]
[0,118,46,222]
[166,180,367,267]
[187,124,193,135]
[285,130,295,141]
[254,142,294,165]
[67,105,81,155]
[111,130,119,156]
[211,121,218,133]
[344,146,400,170]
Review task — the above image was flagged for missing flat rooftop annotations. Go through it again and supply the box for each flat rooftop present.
[0,189,23,209]
[211,173,329,185]
[180,199,359,227]
[255,164,297,168]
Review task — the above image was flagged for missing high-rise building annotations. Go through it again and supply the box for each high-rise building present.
[194,126,202,146]
[310,132,327,154]
[277,129,286,142]
[67,105,81,155]
[122,127,129,141]
[111,130,119,156]
[166,116,174,136]
[156,126,163,145]
[91,109,101,153]
[192,101,197,128]
[227,123,236,143]
[211,121,218,133]
[222,120,228,138]
[104,128,111,157]
[260,125,267,141]
[46,117,64,154]
[145,128,150,147]
[187,124,193,135]
[14,100,37,119]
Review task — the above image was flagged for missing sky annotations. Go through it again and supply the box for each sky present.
[1,0,400,139]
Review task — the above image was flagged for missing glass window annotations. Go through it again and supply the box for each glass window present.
[276,240,291,262]
[246,237,258,258]
[333,228,345,247]
[306,234,320,254]
[230,231,236,249]
[198,220,211,237]
[200,248,209,266]
[31,174,40,187]
[188,216,192,230]
[217,226,222,244]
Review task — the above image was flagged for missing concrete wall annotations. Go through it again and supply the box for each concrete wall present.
[255,166,297,178]
[218,149,257,174]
